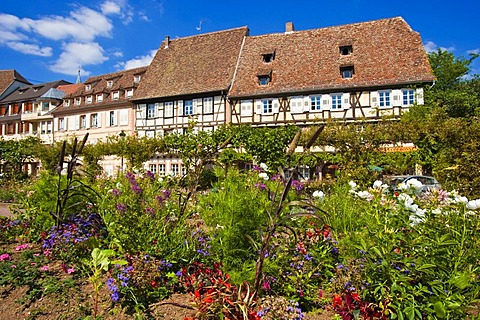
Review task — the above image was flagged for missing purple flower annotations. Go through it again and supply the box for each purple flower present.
[145,207,155,216]
[112,188,122,196]
[131,184,142,194]
[116,203,127,212]
[255,182,266,190]
[291,179,304,192]
[145,170,155,180]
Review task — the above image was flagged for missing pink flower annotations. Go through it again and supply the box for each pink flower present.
[0,253,10,261]
[11,265,16,268]
[15,244,29,251]
[31,262,37,266]
[67,268,75,274]
[40,265,49,271]
[33,253,40,257]
[43,249,52,257]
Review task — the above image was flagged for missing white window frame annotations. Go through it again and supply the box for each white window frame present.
[171,163,179,176]
[184,100,193,115]
[203,97,213,114]
[112,91,120,100]
[86,95,93,104]
[379,91,391,108]
[134,75,141,83]
[64,100,70,107]
[262,99,273,114]
[85,84,91,91]
[149,164,157,174]
[310,96,322,111]
[96,94,103,102]
[402,89,415,106]
[91,113,99,128]
[331,94,343,110]
[80,115,87,128]
[147,104,156,119]
[107,80,113,88]
[59,118,65,130]
[75,98,81,106]
[158,163,165,176]
[126,89,134,98]
[164,102,174,117]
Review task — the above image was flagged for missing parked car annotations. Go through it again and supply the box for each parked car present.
[384,175,441,194]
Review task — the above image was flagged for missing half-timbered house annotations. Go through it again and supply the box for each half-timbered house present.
[228,17,435,127]
[132,27,248,175]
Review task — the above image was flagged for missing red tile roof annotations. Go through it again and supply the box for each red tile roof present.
[0,70,31,95]
[229,17,435,98]
[133,27,249,101]
[57,83,83,95]
[53,67,147,114]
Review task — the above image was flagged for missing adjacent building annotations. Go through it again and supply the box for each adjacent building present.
[52,66,148,175]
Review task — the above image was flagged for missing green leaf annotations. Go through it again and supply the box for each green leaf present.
[450,273,470,290]
[434,301,446,318]
[416,263,436,271]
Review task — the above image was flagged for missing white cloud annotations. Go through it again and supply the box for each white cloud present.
[101,0,122,15]
[113,50,124,58]
[467,49,480,55]
[101,0,134,25]
[6,42,52,57]
[423,41,455,53]
[116,50,156,69]
[50,42,108,76]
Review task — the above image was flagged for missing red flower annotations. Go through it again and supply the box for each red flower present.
[333,293,343,308]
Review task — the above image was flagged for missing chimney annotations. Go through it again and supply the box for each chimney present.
[285,22,294,33]
[164,35,170,49]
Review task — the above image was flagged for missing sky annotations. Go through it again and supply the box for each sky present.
[1,0,479,84]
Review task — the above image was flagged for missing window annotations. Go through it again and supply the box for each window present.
[59,118,65,130]
[109,111,116,126]
[203,97,213,114]
[158,164,165,176]
[75,98,81,106]
[42,102,49,111]
[126,89,134,97]
[64,99,70,107]
[181,165,187,176]
[80,115,87,128]
[290,97,304,113]
[171,164,179,176]
[340,66,354,79]
[379,91,391,107]
[147,104,156,119]
[7,123,15,135]
[258,75,271,86]
[134,75,141,83]
[402,89,415,106]
[107,80,113,88]
[96,94,103,102]
[298,166,310,180]
[262,52,275,63]
[0,105,6,116]
[11,104,19,114]
[86,96,93,104]
[112,91,120,100]
[149,164,157,174]
[339,45,353,55]
[91,113,99,128]
[331,94,342,110]
[85,84,91,91]
[164,102,173,117]
[262,99,273,114]
[184,100,193,115]
[310,96,322,111]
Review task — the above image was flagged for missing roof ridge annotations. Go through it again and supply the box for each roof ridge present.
[167,26,248,43]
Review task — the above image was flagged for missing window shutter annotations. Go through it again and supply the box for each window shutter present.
[255,100,263,114]
[178,100,184,116]
[290,97,303,114]
[370,91,379,108]
[192,100,197,115]
[155,103,160,118]
[416,88,424,105]
[342,93,351,109]
[303,96,310,112]
[139,104,146,118]
[120,109,128,125]
[54,118,59,131]
[113,111,118,125]
[273,99,279,113]
[97,113,102,128]
[392,90,402,107]
[322,95,332,109]
[241,100,253,116]
[85,115,90,129]
[75,116,80,130]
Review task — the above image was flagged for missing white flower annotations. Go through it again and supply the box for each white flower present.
[466,199,480,210]
[357,191,374,201]
[259,163,268,171]
[373,180,383,189]
[313,190,325,200]
[348,181,357,190]
[258,172,269,180]
[406,178,423,190]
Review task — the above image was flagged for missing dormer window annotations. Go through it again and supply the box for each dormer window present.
[86,95,93,104]
[64,100,70,107]
[126,89,134,97]
[85,84,91,91]
[262,52,275,63]
[75,97,81,105]
[112,91,120,100]
[134,75,141,83]
[340,66,354,79]
[107,80,113,88]
[96,94,103,102]
[258,75,271,86]
[339,45,353,55]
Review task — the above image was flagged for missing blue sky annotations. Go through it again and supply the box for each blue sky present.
[1,0,479,84]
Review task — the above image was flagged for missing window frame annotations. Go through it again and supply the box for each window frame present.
[262,99,273,114]
[164,102,174,118]
[184,100,194,116]
[147,104,156,119]
[310,96,322,111]
[91,113,99,128]
[331,94,343,110]
[379,90,391,108]
[402,89,415,106]
[59,118,65,131]
[203,97,213,114]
